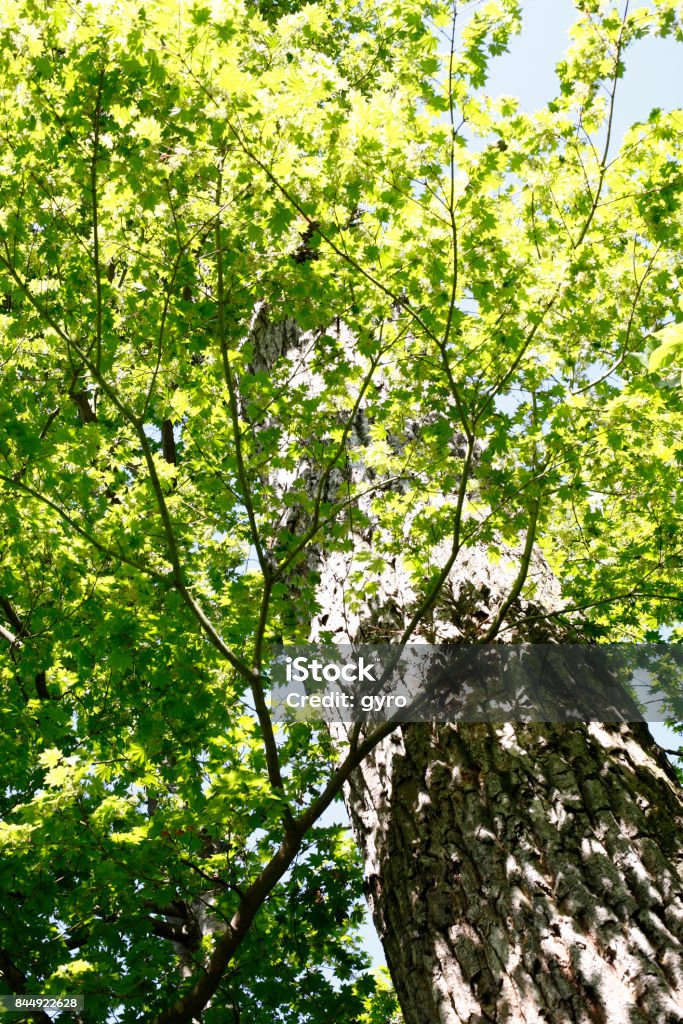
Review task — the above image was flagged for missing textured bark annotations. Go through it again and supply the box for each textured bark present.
[249,309,683,1024]
[318,539,683,1023]
[346,721,683,1024]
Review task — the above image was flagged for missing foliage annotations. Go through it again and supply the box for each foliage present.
[357,967,403,1024]
[648,320,683,384]
[0,0,681,1020]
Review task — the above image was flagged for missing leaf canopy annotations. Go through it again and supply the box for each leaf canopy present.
[0,0,681,1018]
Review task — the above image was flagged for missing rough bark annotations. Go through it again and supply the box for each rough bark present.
[316,524,683,1023]
[250,309,683,1024]
[346,721,683,1024]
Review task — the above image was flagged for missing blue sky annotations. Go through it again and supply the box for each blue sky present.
[485,0,681,142]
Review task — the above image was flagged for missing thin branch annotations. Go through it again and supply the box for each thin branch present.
[223,116,440,347]
[210,169,290,796]
[572,240,661,396]
[214,167,269,580]
[395,433,477,646]
[131,426,255,683]
[275,346,386,579]
[249,573,292,802]
[0,596,26,637]
[574,0,630,248]
[0,622,21,648]
[472,289,561,424]
[150,709,400,1024]
[0,249,254,685]
[0,949,55,1024]
[495,588,682,635]
[478,493,542,642]
[436,0,472,438]
[90,66,106,372]
[0,472,169,583]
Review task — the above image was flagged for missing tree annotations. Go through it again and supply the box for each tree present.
[0,0,682,1021]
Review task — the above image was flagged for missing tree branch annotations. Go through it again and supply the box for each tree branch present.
[149,708,404,1024]
[213,168,269,581]
[0,949,54,1024]
[90,66,106,372]
[574,0,630,248]
[479,492,542,642]
[0,472,169,583]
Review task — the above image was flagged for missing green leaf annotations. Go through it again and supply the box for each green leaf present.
[649,322,683,372]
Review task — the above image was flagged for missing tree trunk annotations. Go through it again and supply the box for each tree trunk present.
[345,720,683,1024]
[318,540,683,1023]
[251,309,683,1024]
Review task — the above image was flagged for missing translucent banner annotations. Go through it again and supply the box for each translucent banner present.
[266,644,683,724]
